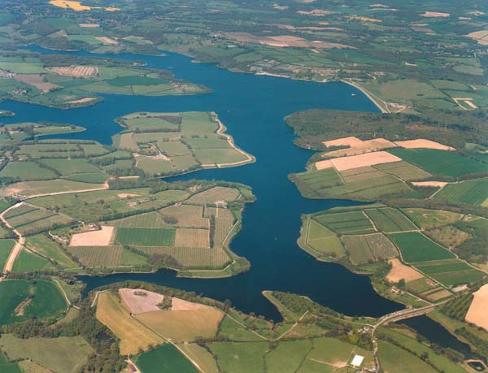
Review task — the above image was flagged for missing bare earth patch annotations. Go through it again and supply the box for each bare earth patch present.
[465,284,488,331]
[79,23,99,28]
[49,0,119,11]
[223,32,351,49]
[386,258,423,283]
[70,226,114,246]
[297,9,332,16]
[323,136,364,148]
[323,137,396,158]
[96,36,118,45]
[49,65,98,78]
[394,139,455,151]
[315,151,401,171]
[14,74,58,93]
[135,298,224,342]
[67,97,97,105]
[411,181,448,188]
[467,30,488,45]
[421,11,450,18]
[119,288,165,315]
[117,193,140,199]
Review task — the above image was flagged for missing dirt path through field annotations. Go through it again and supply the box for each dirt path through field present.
[0,202,26,274]
[23,182,109,200]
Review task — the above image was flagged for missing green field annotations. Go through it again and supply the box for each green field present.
[0,239,15,269]
[388,148,488,177]
[415,259,485,286]
[0,352,20,373]
[0,279,66,325]
[313,209,375,235]
[401,208,463,230]
[67,245,148,268]
[0,161,57,181]
[25,234,78,269]
[378,328,465,373]
[299,217,345,259]
[0,335,93,373]
[342,233,398,265]
[115,227,176,246]
[208,341,269,373]
[265,339,312,373]
[364,207,418,233]
[292,165,417,201]
[115,111,252,176]
[12,249,55,273]
[388,232,455,263]
[135,344,196,373]
[434,177,488,206]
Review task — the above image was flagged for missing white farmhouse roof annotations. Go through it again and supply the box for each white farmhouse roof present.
[351,354,364,368]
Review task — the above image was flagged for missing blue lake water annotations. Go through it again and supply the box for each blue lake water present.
[1,48,472,354]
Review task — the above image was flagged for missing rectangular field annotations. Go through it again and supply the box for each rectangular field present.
[342,233,398,265]
[388,148,488,177]
[388,232,455,263]
[364,207,418,232]
[174,228,210,248]
[434,178,488,206]
[115,227,176,246]
[313,210,375,234]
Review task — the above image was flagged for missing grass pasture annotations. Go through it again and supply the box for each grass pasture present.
[208,341,269,373]
[313,209,375,235]
[4,204,72,236]
[374,160,431,181]
[0,335,92,373]
[342,233,398,265]
[388,232,455,263]
[12,249,55,273]
[115,111,252,176]
[434,177,488,206]
[0,239,15,269]
[0,351,20,373]
[136,246,230,268]
[292,165,417,201]
[300,216,345,259]
[0,161,57,181]
[135,344,196,373]
[115,227,176,246]
[0,279,66,325]
[67,245,147,268]
[25,234,77,269]
[364,207,418,233]
[415,260,485,286]
[388,148,488,177]
[401,208,462,230]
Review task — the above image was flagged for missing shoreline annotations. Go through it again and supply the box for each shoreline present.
[341,79,390,114]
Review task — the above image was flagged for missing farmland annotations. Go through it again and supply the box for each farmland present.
[0,51,206,109]
[114,111,253,176]
[95,291,164,355]
[388,148,488,178]
[0,279,67,325]
[434,178,488,207]
[300,205,486,296]
[388,232,455,263]
[135,344,196,373]
[0,335,93,373]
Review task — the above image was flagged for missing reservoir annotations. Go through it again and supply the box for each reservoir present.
[2,48,452,332]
